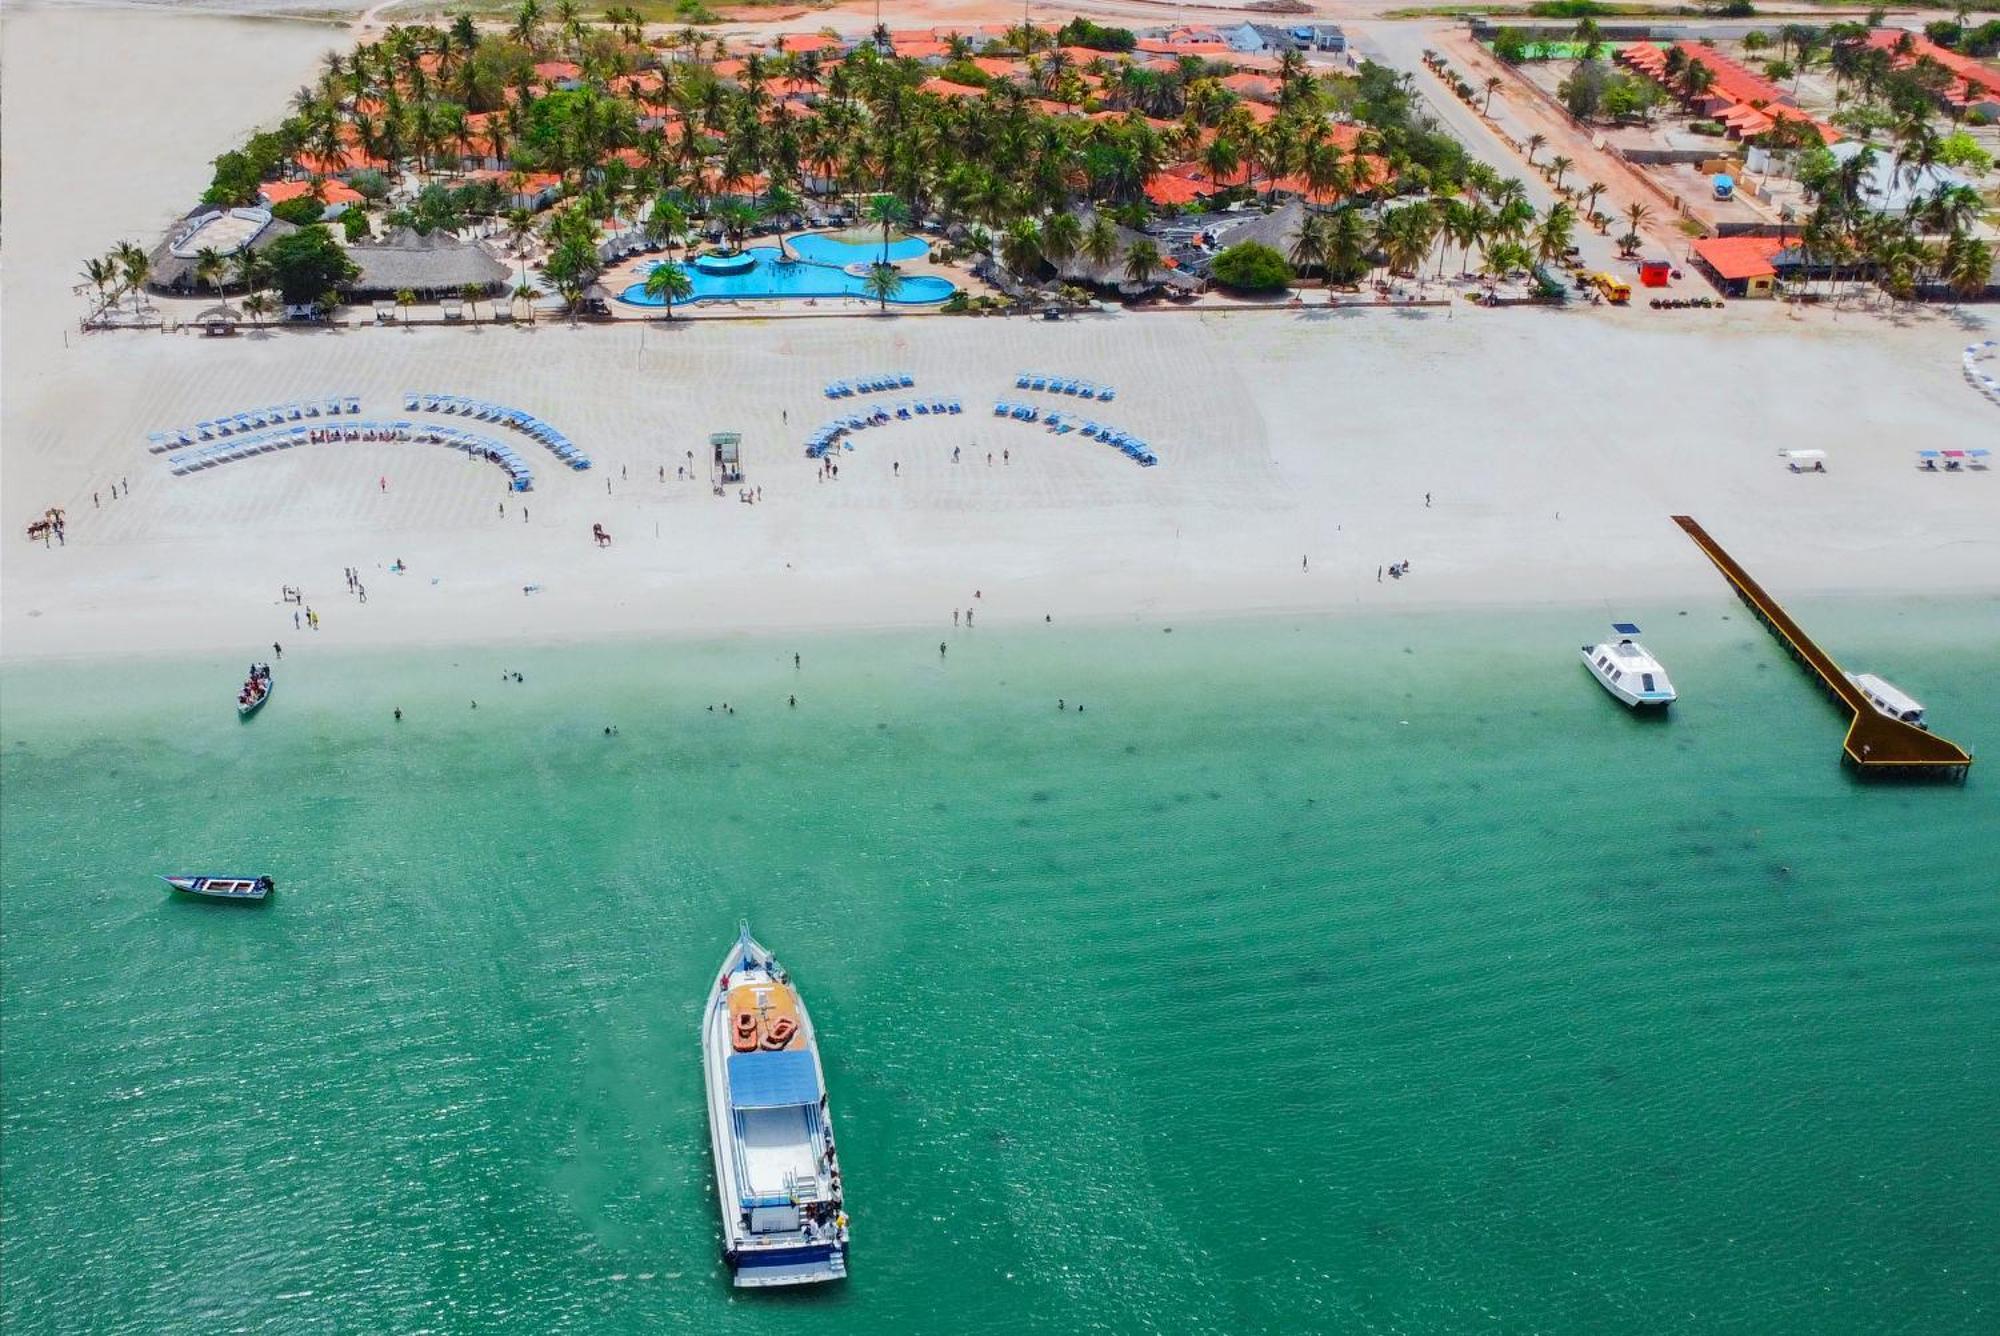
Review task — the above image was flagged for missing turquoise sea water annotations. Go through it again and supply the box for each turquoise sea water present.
[4,602,1997,1333]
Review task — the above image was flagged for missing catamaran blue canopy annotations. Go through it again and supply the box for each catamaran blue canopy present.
[1612,622,1642,636]
[728,1050,822,1110]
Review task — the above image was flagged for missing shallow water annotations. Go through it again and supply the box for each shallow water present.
[3,603,1997,1332]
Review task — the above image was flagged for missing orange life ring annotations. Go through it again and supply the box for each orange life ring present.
[732,1011,759,1051]
[762,1016,798,1049]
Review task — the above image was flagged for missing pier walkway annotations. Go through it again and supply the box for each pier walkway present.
[1672,516,1973,779]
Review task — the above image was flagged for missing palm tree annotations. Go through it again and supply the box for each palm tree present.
[1524,132,1547,167]
[80,255,118,311]
[865,193,908,263]
[1122,239,1160,291]
[1547,155,1574,193]
[115,242,150,314]
[1326,208,1369,284]
[1000,218,1043,277]
[1581,181,1607,223]
[1041,211,1081,276]
[646,198,688,256]
[242,291,273,328]
[1621,200,1652,245]
[461,282,486,322]
[643,260,694,317]
[1288,211,1333,278]
[194,247,229,309]
[1535,203,1576,268]
[395,288,418,324]
[1482,76,1502,116]
[862,261,903,311]
[1083,215,1120,272]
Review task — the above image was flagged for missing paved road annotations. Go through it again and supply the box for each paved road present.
[1350,19,1642,280]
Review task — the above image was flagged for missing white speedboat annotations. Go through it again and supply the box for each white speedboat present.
[701,924,848,1287]
[1845,672,1927,730]
[1581,623,1677,708]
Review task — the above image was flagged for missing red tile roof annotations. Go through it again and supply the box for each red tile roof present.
[261,178,364,207]
[1692,235,1783,280]
[920,78,987,99]
[1864,28,2000,100]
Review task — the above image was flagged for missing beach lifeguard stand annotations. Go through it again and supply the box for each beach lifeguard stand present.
[711,431,743,485]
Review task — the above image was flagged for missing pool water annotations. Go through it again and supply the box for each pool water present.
[788,231,930,265]
[619,233,954,307]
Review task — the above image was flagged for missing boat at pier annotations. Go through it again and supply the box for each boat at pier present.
[1845,672,1927,730]
[161,875,272,902]
[1581,623,1677,709]
[701,923,849,1287]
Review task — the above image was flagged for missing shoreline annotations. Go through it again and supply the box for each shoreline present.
[6,584,1997,670]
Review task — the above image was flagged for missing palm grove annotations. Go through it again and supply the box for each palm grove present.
[94,6,1632,316]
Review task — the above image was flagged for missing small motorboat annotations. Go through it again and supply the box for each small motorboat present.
[162,875,273,902]
[238,663,273,717]
[1581,623,1676,709]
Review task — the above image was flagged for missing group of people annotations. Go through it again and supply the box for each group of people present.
[25,507,66,546]
[238,662,271,708]
[1382,560,1414,581]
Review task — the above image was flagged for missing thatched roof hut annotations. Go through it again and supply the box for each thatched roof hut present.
[344,228,511,298]
[1051,207,1202,295]
[147,209,298,293]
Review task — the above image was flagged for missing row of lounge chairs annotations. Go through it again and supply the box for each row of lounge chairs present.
[404,392,591,469]
[803,399,964,458]
[1917,448,1991,471]
[162,420,534,490]
[1962,341,1998,407]
[1015,372,1114,401]
[991,401,1158,466]
[148,396,362,452]
[825,374,915,398]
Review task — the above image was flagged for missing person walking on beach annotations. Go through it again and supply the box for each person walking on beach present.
[1425,492,1432,508]
[939,642,947,658]
[499,501,506,518]
[273,643,282,659]
[966,608,973,627]
[953,609,959,627]
[380,476,387,492]
[1302,555,1309,572]
[294,610,301,629]
[953,446,960,463]
[1377,565,1383,583]
[93,492,99,508]
[794,653,800,669]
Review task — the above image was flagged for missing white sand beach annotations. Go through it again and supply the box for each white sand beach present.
[4,7,1998,664]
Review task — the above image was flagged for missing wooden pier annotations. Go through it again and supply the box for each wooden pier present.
[1672,516,1973,779]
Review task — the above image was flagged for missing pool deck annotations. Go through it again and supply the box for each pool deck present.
[604,230,969,315]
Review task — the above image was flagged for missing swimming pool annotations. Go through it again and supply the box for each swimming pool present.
[618,245,956,306]
[788,231,931,265]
